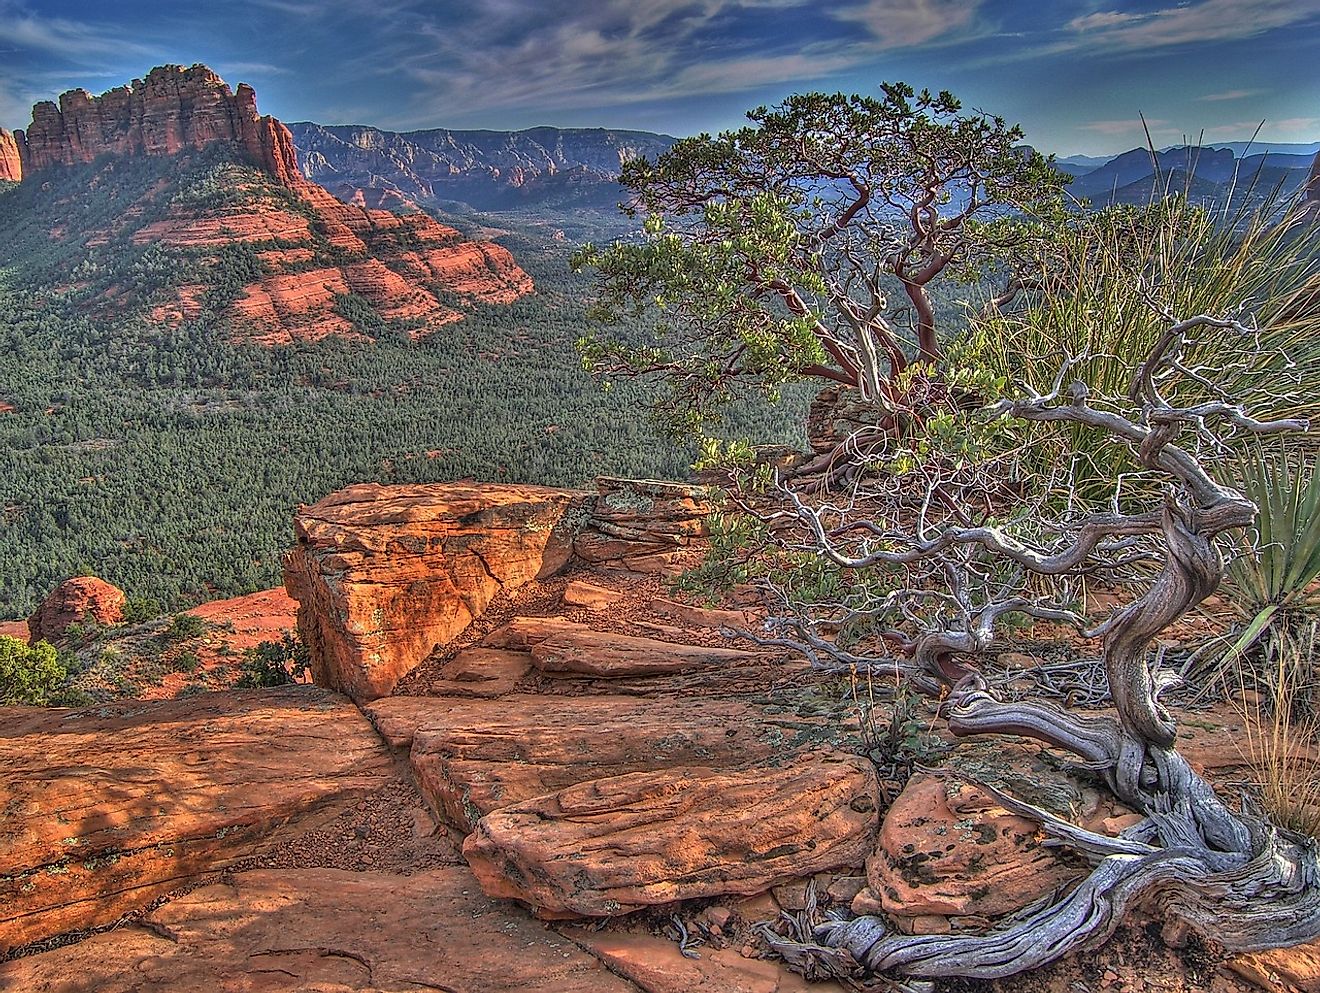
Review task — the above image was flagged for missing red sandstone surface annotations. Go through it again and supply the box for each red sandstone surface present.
[0,128,20,182]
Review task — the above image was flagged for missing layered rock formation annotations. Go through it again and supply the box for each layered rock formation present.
[464,755,879,918]
[0,128,20,182]
[14,64,298,183]
[289,121,675,211]
[285,478,715,700]
[0,686,394,952]
[9,65,533,344]
[284,482,587,701]
[27,575,126,644]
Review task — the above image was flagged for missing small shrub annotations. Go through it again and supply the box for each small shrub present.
[236,634,310,688]
[122,596,162,624]
[172,650,201,674]
[163,613,206,643]
[0,636,68,706]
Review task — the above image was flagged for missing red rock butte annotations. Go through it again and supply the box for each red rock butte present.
[13,64,299,185]
[7,64,534,344]
[0,128,20,182]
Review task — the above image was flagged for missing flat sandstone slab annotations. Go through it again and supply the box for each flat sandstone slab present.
[366,692,839,832]
[463,754,879,918]
[0,867,642,993]
[530,626,759,677]
[0,686,395,952]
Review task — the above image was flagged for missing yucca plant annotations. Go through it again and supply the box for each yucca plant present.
[1201,444,1320,715]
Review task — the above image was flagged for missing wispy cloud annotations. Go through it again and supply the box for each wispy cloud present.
[360,0,982,128]
[834,0,984,47]
[1202,116,1320,140]
[0,4,151,59]
[1197,89,1265,102]
[1064,0,1320,50]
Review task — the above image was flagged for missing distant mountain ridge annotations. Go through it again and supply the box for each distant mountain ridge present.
[287,122,675,211]
[1064,143,1316,208]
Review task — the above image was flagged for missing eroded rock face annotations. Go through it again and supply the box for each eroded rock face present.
[0,686,394,952]
[365,692,831,832]
[284,482,588,701]
[463,755,879,918]
[0,867,641,993]
[15,65,300,181]
[0,128,20,182]
[27,575,126,644]
[574,477,712,574]
[861,772,1086,924]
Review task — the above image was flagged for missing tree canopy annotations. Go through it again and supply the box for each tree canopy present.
[574,84,1071,431]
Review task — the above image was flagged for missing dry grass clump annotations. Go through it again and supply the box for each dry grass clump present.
[1238,625,1320,838]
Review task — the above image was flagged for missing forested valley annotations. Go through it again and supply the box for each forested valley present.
[0,154,807,618]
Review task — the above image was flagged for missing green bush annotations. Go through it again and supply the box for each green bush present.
[236,634,310,688]
[0,636,68,706]
[122,595,163,624]
[163,613,206,642]
[172,650,201,673]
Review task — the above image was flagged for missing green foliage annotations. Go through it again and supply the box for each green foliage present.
[574,85,1068,433]
[236,633,310,688]
[0,635,67,706]
[670,509,769,601]
[122,595,163,624]
[966,194,1320,498]
[1227,445,1320,620]
[171,650,201,674]
[163,613,207,642]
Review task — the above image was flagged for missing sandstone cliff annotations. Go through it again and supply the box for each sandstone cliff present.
[15,64,299,184]
[0,128,20,182]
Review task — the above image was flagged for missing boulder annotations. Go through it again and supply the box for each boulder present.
[0,686,394,952]
[27,575,126,644]
[860,772,1085,924]
[365,692,835,831]
[563,578,625,609]
[463,754,879,918]
[284,481,588,701]
[0,867,641,993]
[575,477,712,574]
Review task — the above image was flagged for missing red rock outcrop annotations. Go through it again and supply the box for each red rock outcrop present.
[27,576,126,644]
[14,65,299,183]
[574,477,712,574]
[0,128,20,182]
[0,686,395,952]
[857,772,1086,927]
[365,692,825,833]
[284,482,589,701]
[463,755,879,918]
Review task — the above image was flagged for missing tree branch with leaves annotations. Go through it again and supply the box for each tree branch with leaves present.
[573,85,1070,438]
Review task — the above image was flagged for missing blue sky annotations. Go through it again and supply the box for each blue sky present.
[1,0,1318,155]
